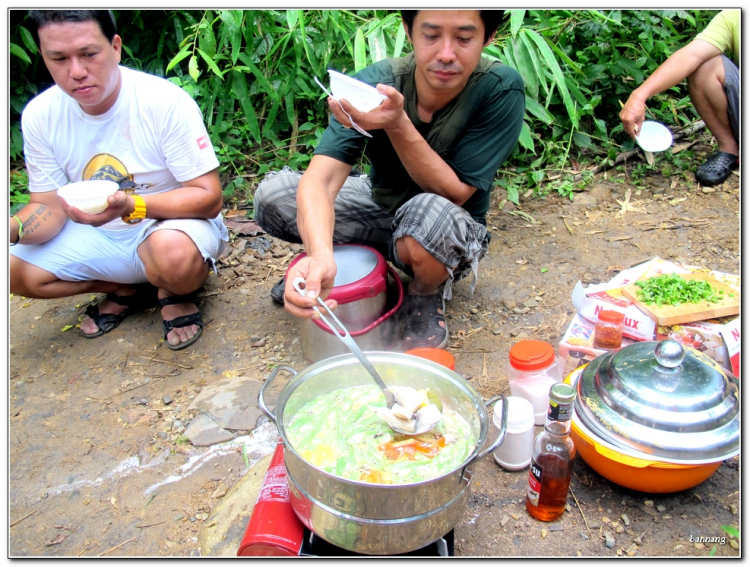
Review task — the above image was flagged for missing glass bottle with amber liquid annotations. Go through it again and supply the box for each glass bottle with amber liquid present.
[526,382,576,521]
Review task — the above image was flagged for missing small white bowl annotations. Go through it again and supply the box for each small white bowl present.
[327,70,387,112]
[636,121,673,152]
[57,180,120,214]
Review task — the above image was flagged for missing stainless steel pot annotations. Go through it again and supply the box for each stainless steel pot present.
[258,352,508,555]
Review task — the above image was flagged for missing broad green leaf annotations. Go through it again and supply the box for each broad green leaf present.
[188,54,201,83]
[502,43,517,73]
[297,14,320,73]
[519,31,548,97]
[517,121,535,153]
[198,18,216,59]
[368,27,387,64]
[506,185,519,206]
[522,29,578,128]
[173,16,185,45]
[211,79,233,144]
[509,10,525,37]
[524,95,555,125]
[262,99,281,137]
[232,70,261,143]
[9,43,30,65]
[237,53,280,101]
[18,26,37,54]
[196,48,224,79]
[166,46,191,72]
[285,91,295,130]
[354,28,367,72]
[219,10,242,65]
[721,526,740,539]
[511,37,538,99]
[393,21,406,57]
[572,132,594,149]
[286,9,299,29]
[121,44,135,60]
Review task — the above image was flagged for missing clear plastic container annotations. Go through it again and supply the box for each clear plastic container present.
[493,396,535,471]
[593,309,625,351]
[508,340,562,426]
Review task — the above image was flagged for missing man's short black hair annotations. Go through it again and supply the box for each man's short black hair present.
[400,10,506,44]
[28,10,117,46]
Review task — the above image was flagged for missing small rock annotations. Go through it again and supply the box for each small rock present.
[694,542,705,550]
[621,514,630,526]
[541,529,548,538]
[681,514,688,520]
[602,516,611,523]
[502,299,517,310]
[588,521,601,530]
[627,548,637,556]
[173,513,184,522]
[730,504,737,515]
[565,504,571,512]
[492,329,502,335]
[195,512,209,521]
[500,514,511,527]
[729,540,739,549]
[702,187,716,193]
[604,532,616,549]
[158,432,167,439]
[579,531,589,540]
[470,308,479,314]
[510,513,520,520]
[644,500,654,507]
[211,484,228,499]
[611,522,620,529]
[172,420,183,430]
[615,526,625,534]
[576,551,582,557]
[673,544,684,551]
[617,549,623,556]
[656,504,666,513]
[549,524,563,532]
[163,396,173,405]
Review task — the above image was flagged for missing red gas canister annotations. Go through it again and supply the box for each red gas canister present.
[236,440,305,556]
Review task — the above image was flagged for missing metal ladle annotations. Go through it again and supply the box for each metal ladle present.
[292,277,442,435]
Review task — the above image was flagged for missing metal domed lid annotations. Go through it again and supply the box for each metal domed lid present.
[576,339,739,462]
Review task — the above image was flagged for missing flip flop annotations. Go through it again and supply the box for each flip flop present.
[271,277,285,305]
[159,293,204,351]
[695,152,739,186]
[81,283,158,339]
[398,293,449,350]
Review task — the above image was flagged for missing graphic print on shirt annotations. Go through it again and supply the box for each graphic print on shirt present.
[82,153,152,193]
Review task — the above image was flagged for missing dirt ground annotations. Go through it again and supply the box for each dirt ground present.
[8,141,741,557]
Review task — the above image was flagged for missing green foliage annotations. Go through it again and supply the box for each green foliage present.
[10,168,30,213]
[9,9,718,210]
[721,526,739,540]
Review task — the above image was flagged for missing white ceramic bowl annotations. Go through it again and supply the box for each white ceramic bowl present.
[57,180,120,214]
[636,121,673,152]
[327,70,387,112]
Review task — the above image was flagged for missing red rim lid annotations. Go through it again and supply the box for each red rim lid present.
[509,340,555,371]
[597,309,625,323]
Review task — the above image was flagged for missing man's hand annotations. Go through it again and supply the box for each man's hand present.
[330,84,406,133]
[620,95,646,140]
[283,253,338,320]
[61,191,135,227]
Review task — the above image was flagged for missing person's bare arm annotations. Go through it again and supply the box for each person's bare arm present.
[620,39,722,139]
[332,87,478,206]
[10,191,67,245]
[62,169,223,227]
[283,155,352,319]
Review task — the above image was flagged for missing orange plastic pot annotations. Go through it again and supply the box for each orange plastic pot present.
[565,366,723,494]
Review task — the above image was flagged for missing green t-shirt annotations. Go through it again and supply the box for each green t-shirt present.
[314,54,525,224]
[695,10,739,66]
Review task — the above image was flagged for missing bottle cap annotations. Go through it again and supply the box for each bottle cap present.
[405,347,455,370]
[549,382,576,405]
[509,340,555,371]
[598,309,625,323]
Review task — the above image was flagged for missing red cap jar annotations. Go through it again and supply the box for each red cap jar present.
[507,341,561,425]
[593,309,625,351]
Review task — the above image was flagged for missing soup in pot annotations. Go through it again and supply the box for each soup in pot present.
[285,384,475,485]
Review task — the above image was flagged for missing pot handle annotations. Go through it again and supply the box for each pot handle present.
[258,365,298,426]
[463,395,508,471]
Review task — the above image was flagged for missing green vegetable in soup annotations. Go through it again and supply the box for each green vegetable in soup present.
[286,384,475,485]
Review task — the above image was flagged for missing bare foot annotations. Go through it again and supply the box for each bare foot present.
[161,301,200,347]
[80,285,137,336]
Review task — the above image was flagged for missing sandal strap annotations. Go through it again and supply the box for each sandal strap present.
[162,311,204,335]
[158,292,198,308]
[105,283,158,309]
[84,303,129,334]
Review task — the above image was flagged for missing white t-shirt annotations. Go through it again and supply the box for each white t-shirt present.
[21,66,220,231]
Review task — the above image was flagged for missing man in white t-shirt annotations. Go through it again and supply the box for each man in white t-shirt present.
[10,10,228,350]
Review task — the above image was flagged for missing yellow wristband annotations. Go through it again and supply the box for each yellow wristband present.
[121,195,147,224]
[10,214,23,246]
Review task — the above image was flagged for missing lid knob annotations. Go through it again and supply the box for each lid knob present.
[654,339,685,369]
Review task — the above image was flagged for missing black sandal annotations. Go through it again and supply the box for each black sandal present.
[398,293,449,350]
[695,152,738,186]
[271,277,285,305]
[81,283,158,339]
[159,293,204,351]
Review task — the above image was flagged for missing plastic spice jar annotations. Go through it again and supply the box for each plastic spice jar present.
[508,341,562,425]
[593,309,625,351]
[493,396,535,471]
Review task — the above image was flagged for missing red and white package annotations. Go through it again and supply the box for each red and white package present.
[572,281,655,342]
[720,318,741,378]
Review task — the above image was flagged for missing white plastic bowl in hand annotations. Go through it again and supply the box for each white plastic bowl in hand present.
[57,180,120,214]
[327,69,387,112]
[635,121,673,152]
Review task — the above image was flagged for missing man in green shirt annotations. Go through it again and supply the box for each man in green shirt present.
[255,10,524,349]
[620,10,739,186]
